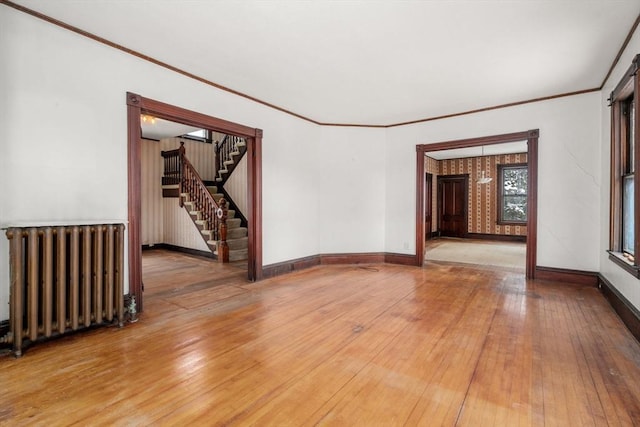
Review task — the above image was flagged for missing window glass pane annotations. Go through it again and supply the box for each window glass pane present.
[500,166,527,222]
[187,129,206,138]
[503,195,527,222]
[623,175,635,255]
[503,168,528,195]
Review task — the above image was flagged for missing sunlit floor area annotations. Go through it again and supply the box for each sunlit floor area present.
[2,251,640,425]
[425,237,526,271]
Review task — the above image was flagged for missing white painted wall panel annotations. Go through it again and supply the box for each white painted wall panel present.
[162,199,211,252]
[224,155,248,217]
[318,126,386,253]
[0,9,9,320]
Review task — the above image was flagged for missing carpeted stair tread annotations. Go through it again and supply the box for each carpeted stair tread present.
[228,227,247,239]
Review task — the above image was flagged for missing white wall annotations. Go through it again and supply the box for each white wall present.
[224,155,248,217]
[385,92,602,271]
[318,126,387,254]
[162,199,211,252]
[599,24,640,311]
[0,8,9,323]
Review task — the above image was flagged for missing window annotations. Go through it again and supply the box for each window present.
[609,54,640,277]
[497,164,527,224]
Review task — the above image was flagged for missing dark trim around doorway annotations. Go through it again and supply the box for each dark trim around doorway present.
[126,92,263,311]
[416,129,539,279]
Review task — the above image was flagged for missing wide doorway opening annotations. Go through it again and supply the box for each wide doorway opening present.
[416,130,538,278]
[127,93,263,311]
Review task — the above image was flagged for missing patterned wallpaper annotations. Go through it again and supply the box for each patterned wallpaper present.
[424,156,439,232]
[141,137,216,249]
[425,153,528,236]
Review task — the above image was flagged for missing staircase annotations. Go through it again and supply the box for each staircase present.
[180,185,248,262]
[162,138,249,263]
[215,135,246,185]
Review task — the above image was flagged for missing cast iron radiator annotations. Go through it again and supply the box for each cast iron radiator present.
[2,224,125,356]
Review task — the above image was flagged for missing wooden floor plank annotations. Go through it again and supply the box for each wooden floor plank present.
[2,251,640,426]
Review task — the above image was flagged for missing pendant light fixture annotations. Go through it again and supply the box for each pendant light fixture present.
[477,146,492,184]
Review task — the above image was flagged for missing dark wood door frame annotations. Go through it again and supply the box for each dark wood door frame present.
[437,174,469,238]
[425,173,433,240]
[126,92,263,311]
[416,129,539,278]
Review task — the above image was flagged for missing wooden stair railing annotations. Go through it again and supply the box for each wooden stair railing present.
[161,142,229,262]
[214,134,247,185]
[161,145,182,186]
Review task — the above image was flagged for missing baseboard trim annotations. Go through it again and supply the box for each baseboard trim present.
[262,255,322,279]
[262,252,419,279]
[534,266,598,286]
[598,274,640,343]
[466,233,526,243]
[384,253,420,265]
[142,243,214,259]
[320,253,386,265]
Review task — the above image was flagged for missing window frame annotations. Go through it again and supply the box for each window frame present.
[608,54,640,278]
[497,163,528,225]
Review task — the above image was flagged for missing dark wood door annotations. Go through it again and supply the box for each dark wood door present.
[425,173,433,240]
[438,175,468,237]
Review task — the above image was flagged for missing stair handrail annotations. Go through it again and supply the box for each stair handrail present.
[215,134,246,184]
[181,155,226,243]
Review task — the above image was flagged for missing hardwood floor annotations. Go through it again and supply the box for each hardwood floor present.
[2,250,640,425]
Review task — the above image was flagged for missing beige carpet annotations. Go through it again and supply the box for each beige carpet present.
[425,238,525,270]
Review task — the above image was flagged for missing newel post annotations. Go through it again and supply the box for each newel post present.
[178,141,186,207]
[218,198,229,263]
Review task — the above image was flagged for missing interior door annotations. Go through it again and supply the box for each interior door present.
[425,173,433,240]
[438,175,468,237]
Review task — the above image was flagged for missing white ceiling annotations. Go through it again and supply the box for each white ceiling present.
[13,0,640,125]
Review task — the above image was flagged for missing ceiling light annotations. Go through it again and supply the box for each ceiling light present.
[477,146,492,184]
[141,114,156,124]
